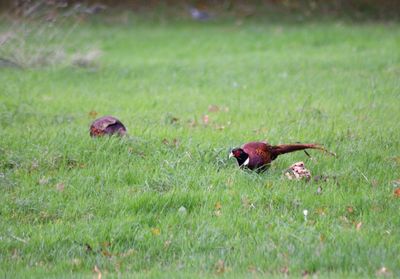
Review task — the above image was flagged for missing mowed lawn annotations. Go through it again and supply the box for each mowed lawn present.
[1,16,399,278]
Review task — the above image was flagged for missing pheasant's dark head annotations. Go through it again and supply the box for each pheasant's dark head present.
[229,148,249,167]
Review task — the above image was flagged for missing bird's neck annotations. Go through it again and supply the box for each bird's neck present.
[236,153,249,167]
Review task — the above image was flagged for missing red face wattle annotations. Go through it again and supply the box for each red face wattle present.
[232,149,243,158]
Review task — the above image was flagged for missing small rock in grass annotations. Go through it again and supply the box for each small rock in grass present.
[90,115,127,137]
[178,206,187,215]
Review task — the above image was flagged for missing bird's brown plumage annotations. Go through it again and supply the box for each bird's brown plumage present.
[90,116,127,137]
[236,141,332,170]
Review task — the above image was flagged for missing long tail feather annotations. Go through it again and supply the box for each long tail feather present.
[270,144,335,160]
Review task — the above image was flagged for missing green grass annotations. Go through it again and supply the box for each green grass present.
[1,16,400,278]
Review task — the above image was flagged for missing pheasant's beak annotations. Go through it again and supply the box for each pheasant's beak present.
[229,152,234,159]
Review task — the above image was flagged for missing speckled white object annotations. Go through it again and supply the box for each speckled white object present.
[284,161,311,181]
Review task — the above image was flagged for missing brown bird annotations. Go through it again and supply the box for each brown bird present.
[229,141,333,171]
[89,115,127,137]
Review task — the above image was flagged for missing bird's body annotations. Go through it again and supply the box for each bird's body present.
[230,141,331,171]
[90,116,126,137]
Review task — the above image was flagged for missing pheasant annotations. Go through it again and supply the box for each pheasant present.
[230,141,333,171]
[89,116,126,137]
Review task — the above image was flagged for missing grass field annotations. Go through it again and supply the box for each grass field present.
[1,14,400,278]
